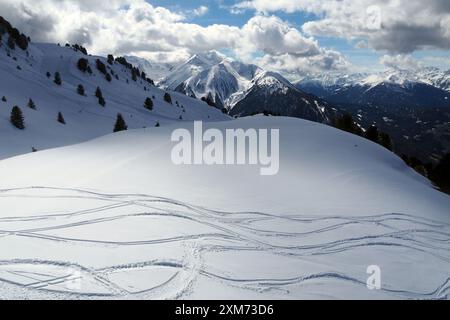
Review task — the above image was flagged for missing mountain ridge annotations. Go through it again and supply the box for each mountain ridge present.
[0,32,229,160]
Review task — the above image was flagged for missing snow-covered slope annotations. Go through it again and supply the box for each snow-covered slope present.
[419,67,450,92]
[297,73,366,91]
[1,117,449,299]
[160,51,261,107]
[160,51,226,89]
[0,41,229,160]
[124,55,174,83]
[229,71,334,122]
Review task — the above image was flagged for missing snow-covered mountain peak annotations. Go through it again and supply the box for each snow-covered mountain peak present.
[228,70,334,123]
[250,71,294,92]
[296,66,450,112]
[124,55,174,82]
[187,50,226,67]
[358,69,421,89]
[416,67,450,92]
[299,67,450,93]
[297,72,367,89]
[229,60,263,80]
[160,51,263,106]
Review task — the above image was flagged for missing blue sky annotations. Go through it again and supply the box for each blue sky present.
[149,0,314,27]
[3,0,450,76]
[147,0,382,70]
[145,0,450,72]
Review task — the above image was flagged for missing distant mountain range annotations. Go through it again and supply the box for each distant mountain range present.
[228,71,334,122]
[128,51,450,112]
[4,24,444,163]
[294,69,450,162]
[130,52,450,119]
[159,51,261,108]
[296,69,450,109]
[124,55,174,83]
[121,53,450,162]
[153,51,333,122]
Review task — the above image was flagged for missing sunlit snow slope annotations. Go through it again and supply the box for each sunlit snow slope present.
[0,41,228,160]
[0,117,449,299]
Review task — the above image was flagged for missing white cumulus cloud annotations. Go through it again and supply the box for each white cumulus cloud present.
[0,0,351,74]
[234,0,450,54]
[379,54,422,70]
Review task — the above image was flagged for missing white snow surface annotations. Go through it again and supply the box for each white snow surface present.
[0,42,228,160]
[0,116,449,300]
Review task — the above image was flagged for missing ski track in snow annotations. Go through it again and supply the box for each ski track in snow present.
[0,187,449,300]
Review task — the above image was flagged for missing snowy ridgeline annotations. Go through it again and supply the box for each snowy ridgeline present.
[297,68,450,93]
[0,40,229,160]
[159,51,262,107]
[295,69,450,109]
[0,117,449,299]
[157,51,335,121]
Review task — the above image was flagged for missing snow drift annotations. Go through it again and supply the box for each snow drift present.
[0,117,449,299]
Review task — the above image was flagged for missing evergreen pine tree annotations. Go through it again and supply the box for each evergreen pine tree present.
[96,59,107,75]
[77,58,89,72]
[95,87,103,98]
[57,112,66,124]
[164,92,172,104]
[430,153,450,193]
[7,35,15,50]
[98,96,106,107]
[46,71,51,78]
[144,97,153,110]
[27,98,36,110]
[77,84,85,96]
[10,106,25,129]
[54,72,62,85]
[131,68,138,81]
[113,113,128,132]
[15,33,28,50]
[379,132,393,151]
[1,96,6,102]
[95,87,106,106]
[365,125,379,143]
[107,54,114,65]
[155,122,160,127]
[335,114,356,134]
